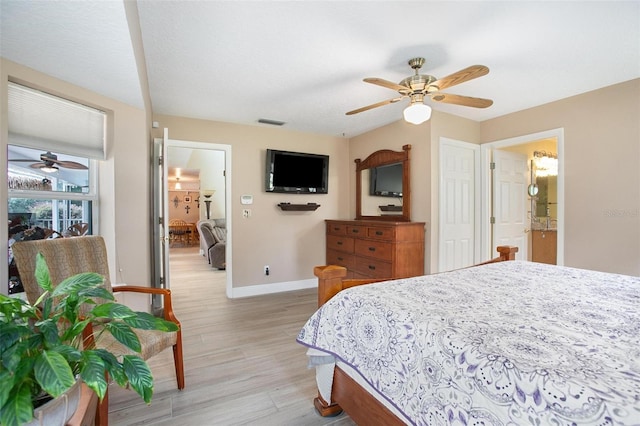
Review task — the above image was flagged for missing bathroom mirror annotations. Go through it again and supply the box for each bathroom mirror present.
[355,145,411,221]
[530,151,558,229]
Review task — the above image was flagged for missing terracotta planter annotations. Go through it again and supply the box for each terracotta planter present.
[26,379,82,426]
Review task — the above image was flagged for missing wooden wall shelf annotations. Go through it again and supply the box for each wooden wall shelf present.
[278,203,320,211]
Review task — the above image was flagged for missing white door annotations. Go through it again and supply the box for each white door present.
[492,150,528,260]
[439,139,479,271]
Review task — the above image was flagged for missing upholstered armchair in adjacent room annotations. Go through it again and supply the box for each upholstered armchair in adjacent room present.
[11,236,185,426]
[197,218,226,270]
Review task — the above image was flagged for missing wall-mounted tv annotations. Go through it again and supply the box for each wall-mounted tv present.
[265,149,329,194]
[369,162,403,197]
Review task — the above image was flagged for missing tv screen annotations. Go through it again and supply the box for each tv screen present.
[370,163,403,197]
[265,149,329,194]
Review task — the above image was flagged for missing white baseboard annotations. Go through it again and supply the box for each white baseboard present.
[229,278,317,298]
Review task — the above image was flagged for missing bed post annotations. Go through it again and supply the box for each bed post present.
[496,245,518,261]
[314,265,348,307]
[312,265,348,417]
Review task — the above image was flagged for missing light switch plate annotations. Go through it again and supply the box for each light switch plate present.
[240,195,253,205]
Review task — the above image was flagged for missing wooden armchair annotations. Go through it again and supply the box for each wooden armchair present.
[11,236,185,426]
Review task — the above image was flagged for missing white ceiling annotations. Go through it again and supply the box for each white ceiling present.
[1,1,639,138]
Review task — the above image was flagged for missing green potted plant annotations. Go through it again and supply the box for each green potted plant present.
[0,253,179,426]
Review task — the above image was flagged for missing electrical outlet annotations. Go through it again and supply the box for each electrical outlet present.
[264,265,270,276]
[243,209,251,218]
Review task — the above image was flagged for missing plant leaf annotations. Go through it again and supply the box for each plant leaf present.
[80,287,114,301]
[0,380,33,426]
[51,272,104,298]
[122,355,154,404]
[34,350,75,398]
[0,370,14,411]
[91,302,135,320]
[79,351,108,400]
[93,349,127,387]
[105,322,141,353]
[60,317,90,343]
[123,312,179,332]
[35,318,60,346]
[34,253,53,292]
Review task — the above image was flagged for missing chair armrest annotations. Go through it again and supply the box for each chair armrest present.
[111,285,180,325]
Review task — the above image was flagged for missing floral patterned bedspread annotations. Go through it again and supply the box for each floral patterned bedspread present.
[297,261,640,425]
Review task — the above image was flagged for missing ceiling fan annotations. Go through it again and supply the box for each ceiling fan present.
[9,151,88,172]
[347,58,493,124]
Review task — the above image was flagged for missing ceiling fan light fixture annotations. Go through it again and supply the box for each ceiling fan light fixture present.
[41,165,59,173]
[403,103,431,125]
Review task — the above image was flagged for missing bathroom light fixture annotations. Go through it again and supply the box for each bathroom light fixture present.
[533,151,558,177]
[403,102,432,125]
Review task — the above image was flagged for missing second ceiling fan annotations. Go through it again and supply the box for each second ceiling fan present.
[347,57,493,124]
[9,151,88,172]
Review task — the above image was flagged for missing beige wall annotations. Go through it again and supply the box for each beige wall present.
[481,79,640,275]
[1,58,151,295]
[2,57,637,296]
[151,114,349,288]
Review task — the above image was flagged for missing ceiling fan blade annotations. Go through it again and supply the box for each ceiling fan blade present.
[53,160,89,170]
[364,78,410,94]
[346,97,406,115]
[430,65,489,91]
[430,93,493,108]
[8,159,35,162]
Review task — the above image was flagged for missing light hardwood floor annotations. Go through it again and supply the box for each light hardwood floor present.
[108,247,355,426]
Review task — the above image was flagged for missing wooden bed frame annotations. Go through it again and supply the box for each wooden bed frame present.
[311,245,519,424]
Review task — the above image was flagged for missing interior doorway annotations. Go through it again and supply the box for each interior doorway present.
[152,131,233,299]
[481,128,564,265]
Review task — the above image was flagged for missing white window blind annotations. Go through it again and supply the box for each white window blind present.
[8,82,106,160]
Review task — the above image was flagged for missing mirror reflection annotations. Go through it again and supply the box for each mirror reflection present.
[530,151,557,230]
[356,145,411,221]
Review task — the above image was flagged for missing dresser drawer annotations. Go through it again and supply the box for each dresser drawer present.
[326,222,347,235]
[354,257,392,278]
[346,225,367,237]
[367,226,395,240]
[354,239,393,261]
[327,249,355,270]
[327,234,355,253]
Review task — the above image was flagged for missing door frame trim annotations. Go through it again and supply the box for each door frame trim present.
[480,128,564,264]
[161,135,233,298]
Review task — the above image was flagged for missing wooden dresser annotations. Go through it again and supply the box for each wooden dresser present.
[326,219,425,279]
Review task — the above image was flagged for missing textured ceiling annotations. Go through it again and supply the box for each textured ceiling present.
[1,1,639,138]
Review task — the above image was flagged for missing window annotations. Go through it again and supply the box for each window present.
[7,83,105,294]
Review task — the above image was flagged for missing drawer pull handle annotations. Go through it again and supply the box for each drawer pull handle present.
[337,241,343,245]
[368,265,376,270]
[368,247,376,252]
[375,231,383,235]
[351,229,359,233]
[333,227,340,231]
[337,257,344,261]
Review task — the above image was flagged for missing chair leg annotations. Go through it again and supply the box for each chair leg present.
[96,388,109,426]
[173,332,185,389]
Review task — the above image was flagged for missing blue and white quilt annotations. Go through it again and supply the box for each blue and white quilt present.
[297,261,640,425]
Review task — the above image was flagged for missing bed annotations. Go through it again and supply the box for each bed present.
[297,246,640,425]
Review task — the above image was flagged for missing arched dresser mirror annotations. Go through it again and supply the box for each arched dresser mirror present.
[355,144,411,221]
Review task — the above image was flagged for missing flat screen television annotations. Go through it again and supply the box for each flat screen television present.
[369,162,403,197]
[265,149,329,194]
